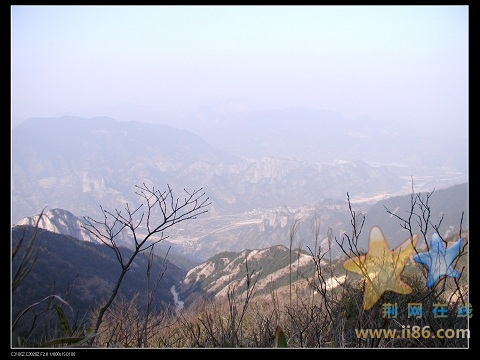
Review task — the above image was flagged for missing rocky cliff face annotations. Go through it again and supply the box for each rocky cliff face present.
[14,208,133,247]
[16,208,96,242]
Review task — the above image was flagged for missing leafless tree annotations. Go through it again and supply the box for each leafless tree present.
[82,183,211,345]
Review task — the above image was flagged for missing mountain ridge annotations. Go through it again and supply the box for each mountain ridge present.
[11,114,467,227]
[13,182,468,266]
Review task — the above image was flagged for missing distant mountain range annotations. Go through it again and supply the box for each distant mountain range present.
[13,181,468,264]
[12,112,467,226]
[12,112,468,262]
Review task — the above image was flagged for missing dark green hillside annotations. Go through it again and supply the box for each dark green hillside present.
[11,225,186,337]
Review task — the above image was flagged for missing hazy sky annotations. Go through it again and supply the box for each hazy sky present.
[11,5,468,137]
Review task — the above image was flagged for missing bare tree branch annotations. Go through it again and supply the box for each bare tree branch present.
[81,183,211,345]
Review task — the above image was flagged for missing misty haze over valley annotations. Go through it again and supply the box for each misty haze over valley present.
[11,104,468,262]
